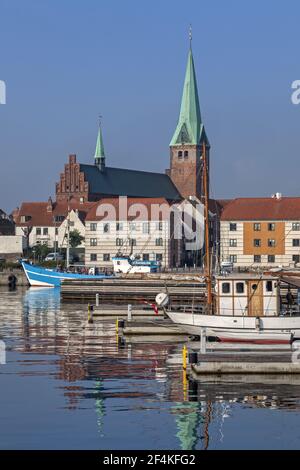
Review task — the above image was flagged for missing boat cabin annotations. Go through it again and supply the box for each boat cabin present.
[112,256,158,274]
[215,274,280,316]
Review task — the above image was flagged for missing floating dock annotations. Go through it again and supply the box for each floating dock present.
[93,305,165,318]
[190,350,300,375]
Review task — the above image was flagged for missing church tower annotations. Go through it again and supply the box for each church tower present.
[169,44,210,200]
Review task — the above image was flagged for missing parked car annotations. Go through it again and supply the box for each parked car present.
[44,253,64,262]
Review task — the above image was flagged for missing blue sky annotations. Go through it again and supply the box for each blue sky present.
[1,0,300,212]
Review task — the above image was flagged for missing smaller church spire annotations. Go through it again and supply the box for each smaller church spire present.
[94,117,106,171]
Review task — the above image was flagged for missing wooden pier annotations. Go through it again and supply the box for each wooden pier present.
[61,273,206,304]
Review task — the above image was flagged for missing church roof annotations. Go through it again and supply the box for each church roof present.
[79,164,182,200]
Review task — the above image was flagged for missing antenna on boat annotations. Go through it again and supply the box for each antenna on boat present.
[202,141,213,313]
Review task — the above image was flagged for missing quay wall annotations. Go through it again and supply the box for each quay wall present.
[0,270,28,286]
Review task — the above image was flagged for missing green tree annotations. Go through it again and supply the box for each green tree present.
[68,229,84,248]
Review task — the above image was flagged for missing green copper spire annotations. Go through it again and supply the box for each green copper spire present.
[94,125,105,160]
[170,48,203,146]
[94,121,106,170]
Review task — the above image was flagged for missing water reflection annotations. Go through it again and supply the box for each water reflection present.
[0,287,300,449]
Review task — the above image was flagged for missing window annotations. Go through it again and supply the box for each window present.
[156,254,163,261]
[184,150,188,159]
[268,255,275,263]
[253,239,261,247]
[103,223,110,233]
[229,254,237,263]
[222,282,230,294]
[90,254,97,262]
[293,255,300,264]
[229,223,237,231]
[266,280,273,292]
[156,222,163,231]
[90,238,97,246]
[129,222,136,232]
[43,228,48,235]
[155,238,163,246]
[116,222,123,231]
[90,223,97,231]
[292,223,300,231]
[55,215,65,223]
[254,255,261,263]
[293,239,300,247]
[268,239,276,247]
[21,215,31,223]
[142,222,150,234]
[36,228,41,235]
[69,221,75,227]
[55,227,58,235]
[268,223,275,231]
[253,223,261,231]
[143,254,149,261]
[129,238,136,246]
[229,239,237,247]
[236,282,244,294]
[178,151,183,159]
[116,238,123,246]
[103,254,110,262]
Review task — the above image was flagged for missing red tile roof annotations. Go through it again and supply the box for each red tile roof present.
[85,197,172,221]
[15,201,96,226]
[221,197,300,221]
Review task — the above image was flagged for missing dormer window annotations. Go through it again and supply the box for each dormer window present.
[178,151,183,159]
[20,215,31,223]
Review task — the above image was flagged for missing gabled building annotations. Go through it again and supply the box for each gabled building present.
[15,198,93,249]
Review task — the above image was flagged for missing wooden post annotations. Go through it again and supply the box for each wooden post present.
[96,293,99,307]
[200,328,207,354]
[128,304,132,321]
[88,303,94,324]
[182,345,187,370]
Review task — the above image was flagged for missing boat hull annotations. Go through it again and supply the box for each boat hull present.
[21,261,112,287]
[166,311,300,344]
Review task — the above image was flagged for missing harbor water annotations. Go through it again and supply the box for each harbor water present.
[0,287,300,450]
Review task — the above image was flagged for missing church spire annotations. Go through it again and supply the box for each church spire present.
[170,45,204,146]
[94,119,106,171]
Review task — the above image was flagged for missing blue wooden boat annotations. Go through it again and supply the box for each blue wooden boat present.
[21,260,113,287]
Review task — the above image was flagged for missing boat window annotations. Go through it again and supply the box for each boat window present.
[222,282,230,294]
[266,280,273,292]
[236,282,244,294]
[252,283,258,291]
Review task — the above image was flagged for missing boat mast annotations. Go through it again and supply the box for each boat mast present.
[202,142,213,313]
[66,195,70,269]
